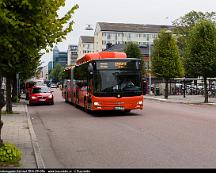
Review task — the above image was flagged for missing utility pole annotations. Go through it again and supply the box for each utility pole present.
[149,42,153,95]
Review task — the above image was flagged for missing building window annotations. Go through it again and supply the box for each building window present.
[146,34,150,41]
[128,33,131,39]
[152,33,158,38]
[118,33,122,37]
[107,33,111,39]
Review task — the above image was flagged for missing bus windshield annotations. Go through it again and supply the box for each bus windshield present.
[94,70,142,96]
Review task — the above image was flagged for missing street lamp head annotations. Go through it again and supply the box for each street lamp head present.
[85,24,93,30]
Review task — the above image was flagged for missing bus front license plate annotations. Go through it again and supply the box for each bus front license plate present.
[114,106,124,111]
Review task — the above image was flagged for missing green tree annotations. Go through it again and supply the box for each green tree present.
[173,11,216,57]
[184,20,216,103]
[0,0,79,111]
[173,11,216,34]
[0,0,78,147]
[50,64,65,83]
[124,42,145,75]
[152,30,184,99]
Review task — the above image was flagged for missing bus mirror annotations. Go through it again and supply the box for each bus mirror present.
[88,63,93,74]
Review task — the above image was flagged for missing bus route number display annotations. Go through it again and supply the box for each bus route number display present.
[97,61,129,69]
[115,62,127,69]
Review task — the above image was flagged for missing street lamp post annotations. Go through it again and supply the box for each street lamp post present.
[16,73,20,102]
[148,42,153,95]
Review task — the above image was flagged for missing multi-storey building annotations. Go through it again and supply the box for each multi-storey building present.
[41,65,48,80]
[53,46,67,68]
[67,45,78,66]
[77,36,94,59]
[48,61,53,79]
[94,22,173,52]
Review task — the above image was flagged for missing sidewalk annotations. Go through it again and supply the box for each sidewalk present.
[145,94,216,105]
[1,99,45,168]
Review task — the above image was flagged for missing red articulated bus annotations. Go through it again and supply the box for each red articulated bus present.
[62,51,144,112]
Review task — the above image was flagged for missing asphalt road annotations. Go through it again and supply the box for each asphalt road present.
[29,88,216,168]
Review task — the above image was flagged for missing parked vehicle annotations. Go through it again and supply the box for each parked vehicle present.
[50,83,58,88]
[29,86,54,105]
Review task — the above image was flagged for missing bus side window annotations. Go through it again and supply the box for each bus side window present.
[88,79,93,93]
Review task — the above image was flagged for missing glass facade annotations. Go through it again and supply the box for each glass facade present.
[53,46,68,68]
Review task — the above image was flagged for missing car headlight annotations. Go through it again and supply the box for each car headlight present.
[48,94,53,99]
[93,102,100,106]
[137,101,143,105]
[31,96,37,99]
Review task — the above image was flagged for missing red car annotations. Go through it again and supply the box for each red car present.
[29,86,54,105]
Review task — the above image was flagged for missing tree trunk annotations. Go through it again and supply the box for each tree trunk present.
[12,75,17,102]
[164,78,169,99]
[6,77,13,113]
[204,77,208,103]
[0,75,6,146]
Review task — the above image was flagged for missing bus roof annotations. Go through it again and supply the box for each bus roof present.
[76,52,127,65]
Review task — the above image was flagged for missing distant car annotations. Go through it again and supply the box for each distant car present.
[29,86,54,106]
[50,83,57,88]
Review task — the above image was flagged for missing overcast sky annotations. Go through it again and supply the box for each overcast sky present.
[41,0,216,65]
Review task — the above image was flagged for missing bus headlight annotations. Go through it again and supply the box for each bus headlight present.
[137,101,143,105]
[93,102,100,106]
[31,96,37,99]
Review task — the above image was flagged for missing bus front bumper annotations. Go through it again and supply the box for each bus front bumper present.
[90,96,144,111]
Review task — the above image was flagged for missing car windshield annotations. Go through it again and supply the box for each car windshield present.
[34,81,45,86]
[32,87,49,93]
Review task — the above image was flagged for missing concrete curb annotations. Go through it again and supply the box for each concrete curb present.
[24,104,45,169]
[145,96,192,104]
[145,96,216,105]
